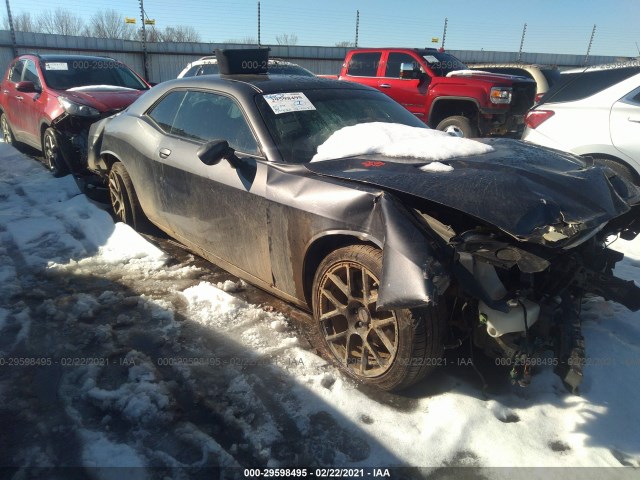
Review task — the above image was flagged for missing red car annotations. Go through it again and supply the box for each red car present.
[0,53,149,176]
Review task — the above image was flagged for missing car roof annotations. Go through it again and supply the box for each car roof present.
[24,54,117,62]
[165,73,371,95]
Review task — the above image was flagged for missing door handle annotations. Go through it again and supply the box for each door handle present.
[15,95,23,101]
[379,84,391,88]
[3,90,8,95]
[628,116,640,123]
[159,148,171,159]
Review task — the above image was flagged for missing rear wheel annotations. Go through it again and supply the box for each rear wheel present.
[1,113,15,145]
[311,245,445,391]
[436,115,478,138]
[42,128,68,177]
[108,162,148,230]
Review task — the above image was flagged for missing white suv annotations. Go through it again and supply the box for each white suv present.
[522,63,640,182]
[178,56,315,78]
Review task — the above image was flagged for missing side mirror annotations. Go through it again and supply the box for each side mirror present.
[418,73,432,86]
[16,81,38,93]
[399,62,419,79]
[197,139,235,166]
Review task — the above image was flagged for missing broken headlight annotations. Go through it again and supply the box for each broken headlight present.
[58,96,100,117]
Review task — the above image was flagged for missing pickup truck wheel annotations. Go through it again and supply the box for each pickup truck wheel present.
[436,116,478,138]
[312,245,445,392]
[42,128,69,177]
[108,162,148,231]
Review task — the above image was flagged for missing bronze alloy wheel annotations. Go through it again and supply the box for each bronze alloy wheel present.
[108,167,128,224]
[317,259,398,378]
[312,245,445,391]
[107,162,148,230]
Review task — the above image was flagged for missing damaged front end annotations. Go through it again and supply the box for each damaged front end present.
[430,206,640,393]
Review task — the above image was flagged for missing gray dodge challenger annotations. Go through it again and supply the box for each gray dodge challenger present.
[86,49,640,393]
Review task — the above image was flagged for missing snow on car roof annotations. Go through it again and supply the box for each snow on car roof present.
[311,122,494,163]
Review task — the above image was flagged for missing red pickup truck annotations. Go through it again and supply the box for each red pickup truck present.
[334,48,536,137]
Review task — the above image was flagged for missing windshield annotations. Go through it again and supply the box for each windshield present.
[256,88,427,163]
[41,59,148,90]
[421,52,468,77]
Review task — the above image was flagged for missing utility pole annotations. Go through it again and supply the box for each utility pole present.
[4,0,18,57]
[355,10,359,48]
[257,1,261,46]
[584,24,596,66]
[517,23,527,63]
[139,0,149,80]
[441,17,447,50]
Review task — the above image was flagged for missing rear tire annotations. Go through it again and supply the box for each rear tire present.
[311,245,445,392]
[1,113,16,146]
[436,115,478,138]
[108,162,148,230]
[42,127,68,177]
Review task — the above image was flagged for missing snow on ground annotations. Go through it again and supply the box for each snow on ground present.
[311,122,493,163]
[1,141,640,478]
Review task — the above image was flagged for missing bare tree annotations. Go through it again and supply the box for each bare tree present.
[223,36,258,45]
[38,8,85,36]
[3,12,39,32]
[160,26,201,42]
[275,33,298,45]
[335,40,356,47]
[90,9,136,40]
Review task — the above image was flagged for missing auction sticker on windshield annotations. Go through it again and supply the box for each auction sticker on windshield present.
[45,63,69,71]
[263,92,316,114]
[423,55,439,63]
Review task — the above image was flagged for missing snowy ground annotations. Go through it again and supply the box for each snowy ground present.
[1,142,640,479]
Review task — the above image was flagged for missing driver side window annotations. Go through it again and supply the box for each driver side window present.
[170,91,260,155]
[23,60,42,90]
[385,53,420,78]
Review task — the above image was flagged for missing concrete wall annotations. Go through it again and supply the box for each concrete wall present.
[1,30,635,83]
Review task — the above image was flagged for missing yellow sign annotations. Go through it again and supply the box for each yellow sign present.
[144,19,156,25]
[431,37,439,43]
[125,17,136,24]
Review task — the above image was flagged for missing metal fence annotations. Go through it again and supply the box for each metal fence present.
[1,29,634,84]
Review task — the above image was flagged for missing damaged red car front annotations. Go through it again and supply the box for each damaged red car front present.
[0,53,149,177]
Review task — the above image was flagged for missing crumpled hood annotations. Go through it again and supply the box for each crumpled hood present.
[60,87,145,112]
[304,139,640,244]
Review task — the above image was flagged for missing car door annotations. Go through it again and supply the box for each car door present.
[378,51,429,119]
[153,89,273,282]
[610,87,640,162]
[344,51,382,91]
[19,59,46,146]
[3,60,25,138]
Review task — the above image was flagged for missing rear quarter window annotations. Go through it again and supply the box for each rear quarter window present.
[147,90,187,131]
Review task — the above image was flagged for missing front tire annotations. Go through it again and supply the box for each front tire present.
[311,245,445,391]
[436,115,478,138]
[108,162,148,230]
[42,127,68,177]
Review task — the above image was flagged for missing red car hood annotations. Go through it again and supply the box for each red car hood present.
[60,86,146,112]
